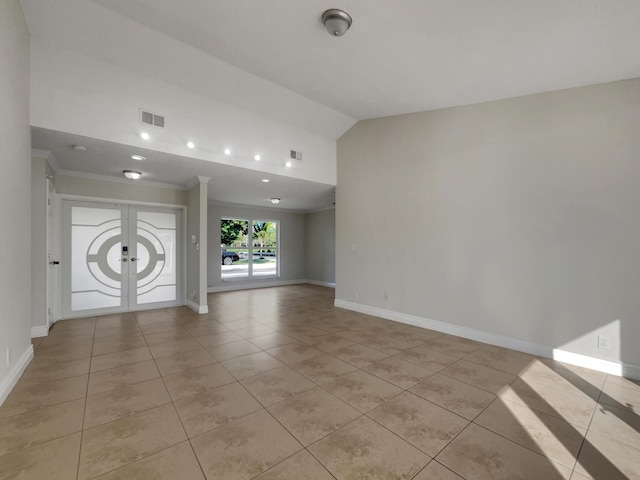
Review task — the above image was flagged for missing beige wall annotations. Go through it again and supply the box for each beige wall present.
[54,175,187,205]
[207,204,306,289]
[337,79,640,371]
[31,158,50,333]
[0,0,32,402]
[186,180,208,311]
[305,209,335,285]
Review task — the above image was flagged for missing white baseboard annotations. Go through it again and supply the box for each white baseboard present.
[305,279,336,288]
[31,325,49,338]
[0,344,34,406]
[334,299,640,380]
[208,279,307,293]
[186,299,208,314]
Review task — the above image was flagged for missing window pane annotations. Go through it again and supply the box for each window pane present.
[221,218,249,279]
[252,220,277,277]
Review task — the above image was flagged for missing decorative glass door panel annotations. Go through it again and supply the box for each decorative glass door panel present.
[63,201,181,317]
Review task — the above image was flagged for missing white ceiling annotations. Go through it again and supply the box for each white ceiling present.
[32,128,335,213]
[23,1,640,211]
[90,0,640,119]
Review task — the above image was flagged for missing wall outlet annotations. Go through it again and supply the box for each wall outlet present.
[597,336,609,349]
[383,291,388,301]
[354,291,358,301]
[190,291,196,301]
[6,348,10,366]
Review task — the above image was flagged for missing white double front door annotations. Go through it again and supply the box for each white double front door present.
[62,200,182,317]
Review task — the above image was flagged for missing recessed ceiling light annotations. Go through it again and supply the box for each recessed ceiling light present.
[123,170,142,180]
[254,154,261,161]
[131,154,146,161]
[140,132,150,140]
[270,198,281,204]
[224,148,231,155]
[187,141,195,149]
[72,145,87,152]
[285,161,292,168]
[262,179,270,183]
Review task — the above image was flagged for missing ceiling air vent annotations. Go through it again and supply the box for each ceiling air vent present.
[290,150,303,161]
[140,109,165,128]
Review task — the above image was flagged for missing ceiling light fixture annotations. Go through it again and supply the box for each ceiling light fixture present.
[254,154,261,161]
[187,141,195,149]
[224,148,231,155]
[72,145,87,152]
[322,9,352,37]
[131,154,146,161]
[285,161,292,168]
[270,198,281,204]
[140,132,150,140]
[123,170,142,180]
[262,179,270,183]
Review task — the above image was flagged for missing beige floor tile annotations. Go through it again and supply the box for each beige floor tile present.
[368,392,469,457]
[309,416,429,480]
[92,336,148,357]
[148,338,205,359]
[253,450,334,480]
[569,472,592,480]
[154,348,217,377]
[420,335,484,358]
[330,344,389,368]
[163,363,236,401]
[0,398,84,456]
[174,382,263,437]
[413,461,464,480]
[500,378,596,428]
[266,343,324,365]
[267,387,361,446]
[302,333,355,352]
[290,353,357,385]
[84,378,171,429]
[574,429,640,480]
[184,322,230,337]
[356,333,418,355]
[599,378,640,413]
[363,356,435,389]
[441,360,516,394]
[221,351,286,380]
[436,423,571,480]
[34,343,93,363]
[191,409,302,480]
[410,374,496,420]
[323,370,403,413]
[78,404,187,480]
[195,331,244,348]
[520,360,604,400]
[0,374,88,418]
[464,345,537,375]
[207,339,262,361]
[138,321,184,336]
[90,347,152,373]
[395,345,459,371]
[0,432,81,480]
[94,442,205,480]
[88,359,160,395]
[249,332,299,350]
[588,402,640,447]
[23,356,90,382]
[143,328,191,346]
[474,397,586,467]
[231,325,278,339]
[241,366,316,406]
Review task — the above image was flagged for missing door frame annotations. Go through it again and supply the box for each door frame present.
[56,194,187,320]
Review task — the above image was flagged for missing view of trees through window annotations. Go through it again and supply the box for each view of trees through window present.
[220,218,278,279]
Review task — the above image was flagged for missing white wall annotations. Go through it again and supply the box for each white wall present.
[207,204,306,290]
[31,157,50,334]
[30,40,340,186]
[337,79,640,375]
[54,174,187,205]
[186,179,208,312]
[0,0,33,404]
[305,209,335,285]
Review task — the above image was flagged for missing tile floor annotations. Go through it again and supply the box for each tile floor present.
[1,285,639,479]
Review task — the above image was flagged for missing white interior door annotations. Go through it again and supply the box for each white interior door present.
[62,200,182,317]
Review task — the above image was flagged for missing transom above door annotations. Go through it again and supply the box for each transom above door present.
[62,200,182,317]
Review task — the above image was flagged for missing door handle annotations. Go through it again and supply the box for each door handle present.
[131,258,137,262]
[122,258,128,262]
[49,261,60,265]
